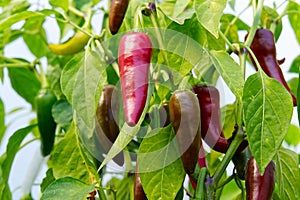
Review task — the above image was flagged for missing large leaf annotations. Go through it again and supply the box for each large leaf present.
[194,0,227,38]
[48,123,90,183]
[8,67,41,109]
[208,50,244,98]
[287,1,300,45]
[0,125,36,199]
[242,71,293,173]
[275,148,299,200]
[61,50,106,129]
[138,126,185,200]
[41,177,95,200]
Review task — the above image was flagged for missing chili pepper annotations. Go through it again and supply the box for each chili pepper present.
[35,88,57,156]
[118,32,153,126]
[232,147,251,180]
[48,31,90,55]
[192,85,248,154]
[95,85,123,165]
[109,0,129,35]
[245,157,275,200]
[134,162,147,200]
[247,28,297,106]
[169,90,201,175]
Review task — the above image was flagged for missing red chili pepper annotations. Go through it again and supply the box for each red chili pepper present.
[247,28,297,106]
[245,157,275,200]
[118,32,153,126]
[169,90,201,175]
[192,85,248,154]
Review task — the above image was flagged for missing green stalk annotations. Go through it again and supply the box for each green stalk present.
[0,63,33,68]
[195,168,208,200]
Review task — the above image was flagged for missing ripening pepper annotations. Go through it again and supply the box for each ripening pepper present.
[109,0,129,34]
[118,32,153,126]
[169,90,201,175]
[245,157,275,200]
[95,85,123,165]
[247,28,297,106]
[192,85,248,154]
[134,162,148,200]
[35,88,57,156]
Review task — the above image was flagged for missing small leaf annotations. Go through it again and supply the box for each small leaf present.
[287,1,300,45]
[106,176,134,199]
[0,11,43,30]
[285,124,300,147]
[221,103,236,138]
[0,98,5,143]
[48,123,90,184]
[41,177,95,200]
[243,71,293,173]
[138,126,185,200]
[275,148,299,200]
[49,0,69,11]
[41,169,56,193]
[208,50,244,98]
[52,100,73,131]
[289,55,300,73]
[61,50,106,129]
[194,0,227,38]
[8,67,41,109]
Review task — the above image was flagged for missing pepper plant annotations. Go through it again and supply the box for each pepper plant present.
[0,0,300,199]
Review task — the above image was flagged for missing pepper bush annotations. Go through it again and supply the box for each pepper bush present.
[0,0,300,199]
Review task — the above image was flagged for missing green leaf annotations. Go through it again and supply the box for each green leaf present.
[106,176,134,199]
[52,100,73,131]
[46,63,63,98]
[49,0,69,11]
[275,148,299,200]
[138,126,185,200]
[207,50,244,98]
[221,103,236,138]
[0,125,36,199]
[194,0,227,38]
[0,11,43,30]
[285,124,300,147]
[23,17,48,58]
[48,123,90,184]
[41,168,56,193]
[287,1,300,45]
[0,98,5,143]
[219,178,242,200]
[298,71,300,127]
[61,50,106,129]
[289,55,300,73]
[8,67,41,109]
[41,177,95,200]
[287,77,298,102]
[242,71,293,173]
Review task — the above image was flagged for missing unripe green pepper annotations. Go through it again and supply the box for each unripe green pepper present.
[169,90,201,175]
[35,88,57,156]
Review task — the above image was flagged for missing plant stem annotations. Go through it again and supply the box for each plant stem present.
[218,30,235,53]
[0,63,33,68]
[195,168,208,200]
[0,55,25,63]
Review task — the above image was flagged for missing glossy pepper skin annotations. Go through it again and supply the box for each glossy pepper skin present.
[169,90,201,175]
[118,32,153,126]
[95,85,123,165]
[192,85,248,154]
[109,0,129,34]
[245,157,275,200]
[247,29,297,106]
[48,31,90,55]
[35,88,57,156]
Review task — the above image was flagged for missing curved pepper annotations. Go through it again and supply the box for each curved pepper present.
[192,85,248,154]
[95,85,123,165]
[247,28,297,106]
[48,31,90,55]
[169,90,201,175]
[35,88,57,156]
[118,32,153,126]
[245,157,275,200]
[109,0,129,34]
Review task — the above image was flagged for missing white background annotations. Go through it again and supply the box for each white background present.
[0,0,300,199]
